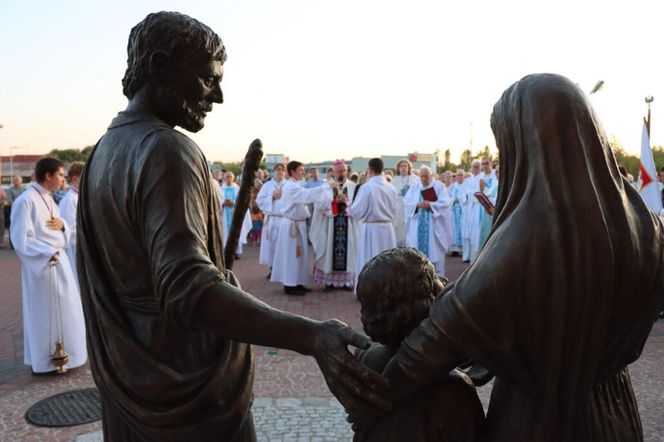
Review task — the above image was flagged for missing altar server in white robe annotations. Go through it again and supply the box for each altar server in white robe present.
[256,163,287,275]
[11,157,87,373]
[350,158,397,287]
[58,162,84,283]
[271,161,334,295]
[311,160,358,292]
[460,159,482,263]
[403,165,453,277]
[391,160,419,246]
[219,171,252,258]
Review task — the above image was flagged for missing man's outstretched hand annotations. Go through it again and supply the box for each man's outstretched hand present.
[310,319,391,417]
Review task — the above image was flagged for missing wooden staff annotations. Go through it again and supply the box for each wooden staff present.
[224,138,263,270]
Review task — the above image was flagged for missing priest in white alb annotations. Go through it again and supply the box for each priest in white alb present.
[460,159,482,263]
[255,163,287,278]
[10,157,87,374]
[403,165,453,277]
[462,158,497,263]
[391,159,419,246]
[58,161,84,282]
[271,161,334,295]
[350,158,397,286]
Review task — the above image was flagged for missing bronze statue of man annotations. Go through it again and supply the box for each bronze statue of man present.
[77,11,388,441]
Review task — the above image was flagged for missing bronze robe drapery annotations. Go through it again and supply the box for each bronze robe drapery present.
[355,344,485,442]
[77,112,254,441]
[385,74,664,441]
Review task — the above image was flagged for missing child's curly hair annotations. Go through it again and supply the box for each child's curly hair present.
[356,247,446,347]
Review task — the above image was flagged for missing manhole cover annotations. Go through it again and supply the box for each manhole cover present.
[25,388,101,427]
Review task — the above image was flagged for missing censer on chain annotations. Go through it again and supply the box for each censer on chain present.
[49,259,69,373]
[51,340,68,373]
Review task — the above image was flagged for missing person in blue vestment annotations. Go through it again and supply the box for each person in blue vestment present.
[478,160,498,248]
[403,166,453,277]
[449,170,465,255]
[219,171,252,259]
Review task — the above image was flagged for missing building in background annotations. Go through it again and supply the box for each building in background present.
[264,154,289,172]
[265,152,439,177]
[1,155,46,185]
[303,161,335,176]
[351,152,438,174]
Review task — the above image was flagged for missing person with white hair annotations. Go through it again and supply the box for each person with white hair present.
[461,157,498,262]
[219,171,252,259]
[403,165,453,276]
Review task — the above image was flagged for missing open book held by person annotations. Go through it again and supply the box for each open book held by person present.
[474,191,494,213]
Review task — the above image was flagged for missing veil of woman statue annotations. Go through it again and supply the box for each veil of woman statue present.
[353,73,664,441]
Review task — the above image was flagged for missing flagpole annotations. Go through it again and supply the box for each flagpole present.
[645,96,653,134]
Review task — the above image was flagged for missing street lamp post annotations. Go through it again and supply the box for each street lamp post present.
[589,80,605,95]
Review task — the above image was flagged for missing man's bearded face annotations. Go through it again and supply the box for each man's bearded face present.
[157,59,224,133]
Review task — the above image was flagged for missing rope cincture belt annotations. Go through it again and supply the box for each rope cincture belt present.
[264,214,284,240]
[364,220,391,224]
[287,217,307,257]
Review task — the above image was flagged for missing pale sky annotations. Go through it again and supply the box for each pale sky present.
[1,0,662,164]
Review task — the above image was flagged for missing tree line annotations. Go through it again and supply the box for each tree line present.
[438,141,664,178]
[47,147,247,176]
[49,142,663,180]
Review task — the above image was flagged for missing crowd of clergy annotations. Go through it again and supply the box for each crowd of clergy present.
[6,154,499,374]
[251,156,500,295]
[8,152,664,375]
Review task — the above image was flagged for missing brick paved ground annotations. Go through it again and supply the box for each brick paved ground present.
[1,234,663,441]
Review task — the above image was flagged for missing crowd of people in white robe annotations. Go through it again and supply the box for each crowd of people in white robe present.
[9,154,664,375]
[254,157,500,295]
[7,154,500,373]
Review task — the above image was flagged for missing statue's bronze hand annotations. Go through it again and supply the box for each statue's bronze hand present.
[311,319,392,416]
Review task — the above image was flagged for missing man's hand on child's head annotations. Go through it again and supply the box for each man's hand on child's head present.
[309,319,392,418]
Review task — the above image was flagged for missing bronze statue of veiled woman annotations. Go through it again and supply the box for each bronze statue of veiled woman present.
[379,74,664,441]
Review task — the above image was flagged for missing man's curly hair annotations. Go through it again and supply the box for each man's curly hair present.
[356,247,446,348]
[122,11,227,99]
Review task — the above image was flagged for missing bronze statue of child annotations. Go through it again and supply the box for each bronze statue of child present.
[354,247,485,441]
